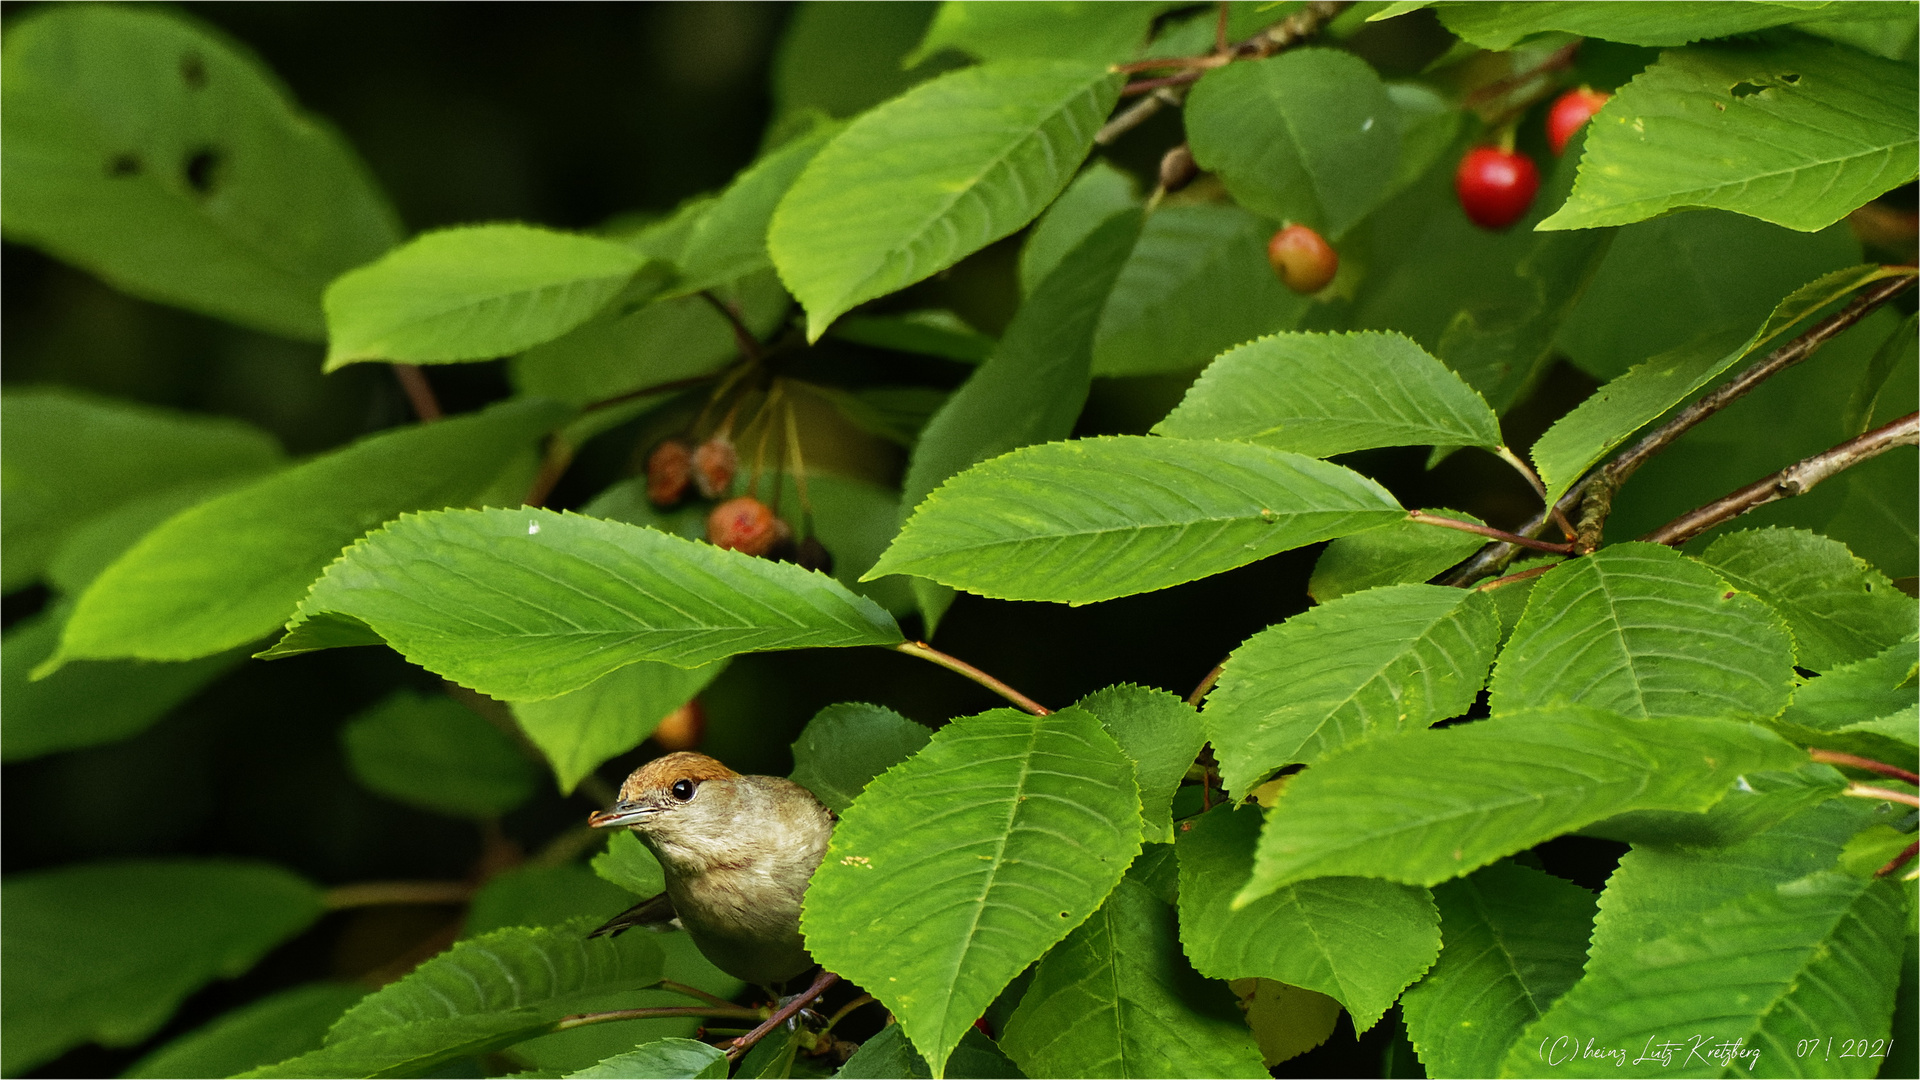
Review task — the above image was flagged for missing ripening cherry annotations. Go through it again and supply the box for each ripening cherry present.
[1546,87,1610,155]
[707,496,779,555]
[645,439,692,507]
[1454,146,1540,230]
[1266,223,1339,294]
[650,700,706,751]
[692,436,737,499]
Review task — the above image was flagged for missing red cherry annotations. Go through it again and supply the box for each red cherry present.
[1454,147,1540,230]
[1265,224,1339,294]
[692,436,737,499]
[707,496,778,555]
[645,439,692,507]
[1546,87,1610,155]
[651,700,706,751]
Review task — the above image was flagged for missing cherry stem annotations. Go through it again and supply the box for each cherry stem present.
[1494,446,1576,540]
[1187,663,1224,708]
[726,968,840,1060]
[321,880,474,909]
[893,642,1051,716]
[699,290,762,362]
[1407,511,1574,554]
[555,1004,762,1031]
[1877,841,1918,879]
[1843,783,1920,809]
[1810,749,1920,786]
[652,980,744,1011]
[581,372,719,415]
[1474,562,1558,592]
[393,364,443,422]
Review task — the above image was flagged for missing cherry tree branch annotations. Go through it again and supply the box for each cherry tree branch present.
[726,968,840,1060]
[1408,510,1574,554]
[1642,412,1918,546]
[893,641,1051,715]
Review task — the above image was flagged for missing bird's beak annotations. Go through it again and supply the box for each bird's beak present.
[588,800,654,829]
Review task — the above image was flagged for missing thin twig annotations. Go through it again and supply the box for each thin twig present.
[1096,88,1184,145]
[655,980,746,1011]
[323,880,475,909]
[1811,748,1920,787]
[581,372,720,414]
[893,641,1050,715]
[1642,412,1918,546]
[822,994,878,1034]
[1123,72,1202,96]
[1495,446,1575,540]
[1187,663,1225,708]
[699,290,762,362]
[554,1005,762,1030]
[523,434,575,508]
[1407,511,1574,554]
[393,364,443,422]
[1214,0,1231,53]
[1877,841,1918,878]
[1475,562,1558,592]
[1844,783,1920,809]
[727,969,840,1061]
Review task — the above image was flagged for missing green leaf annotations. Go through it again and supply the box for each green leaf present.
[1539,39,1919,233]
[1553,211,1862,382]
[1504,800,1906,1078]
[1240,708,1810,903]
[1018,160,1140,297]
[1,604,242,762]
[1153,331,1502,457]
[770,3,945,123]
[1307,508,1489,604]
[1699,528,1917,673]
[1204,584,1502,798]
[838,1024,1027,1079]
[124,982,367,1080]
[46,397,568,670]
[323,224,645,369]
[829,310,996,363]
[465,865,646,940]
[567,1038,728,1079]
[1073,685,1206,844]
[770,60,1121,340]
[1176,806,1441,1032]
[802,706,1142,1078]
[1000,872,1267,1079]
[1531,264,1897,499]
[1,387,284,591]
[789,702,934,813]
[1425,1,1882,50]
[0,5,399,339]
[1783,634,1919,735]
[1186,48,1402,238]
[1488,543,1798,721]
[894,209,1142,628]
[1844,311,1918,436]
[264,506,903,701]
[1,859,324,1076]
[661,124,839,299]
[1091,204,1310,376]
[908,2,1170,66]
[515,659,728,795]
[592,831,667,899]
[867,436,1404,605]
[1399,861,1597,1079]
[341,689,541,819]
[1580,762,1850,851]
[245,921,666,1078]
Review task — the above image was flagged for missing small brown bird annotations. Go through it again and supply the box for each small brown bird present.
[587,752,835,988]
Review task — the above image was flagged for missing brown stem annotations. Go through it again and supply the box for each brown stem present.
[1877,841,1918,878]
[700,290,762,362]
[1844,783,1920,809]
[1642,412,1918,546]
[323,880,475,909]
[1123,72,1202,96]
[822,994,878,1034]
[1214,0,1231,53]
[523,434,575,508]
[1475,562,1558,592]
[1408,511,1574,554]
[1811,748,1920,786]
[893,641,1050,715]
[1495,446,1576,540]
[655,980,745,1011]
[1096,88,1185,145]
[393,364,443,422]
[727,968,840,1060]
[554,1004,762,1031]
[1188,663,1225,708]
[581,372,720,414]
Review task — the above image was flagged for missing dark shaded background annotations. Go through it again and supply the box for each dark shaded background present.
[2,6,1609,1077]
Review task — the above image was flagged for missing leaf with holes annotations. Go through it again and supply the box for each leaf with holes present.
[262,507,903,702]
[802,706,1142,1078]
[1539,39,1918,233]
[1204,584,1501,798]
[1488,543,1797,720]
[323,224,645,369]
[1153,331,1501,458]
[1699,528,1917,673]
[0,5,400,339]
[1238,706,1810,903]
[867,436,1405,605]
[1177,806,1441,1033]
[770,60,1121,340]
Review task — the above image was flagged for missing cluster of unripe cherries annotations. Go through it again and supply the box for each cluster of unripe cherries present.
[646,434,831,572]
[1265,86,1610,294]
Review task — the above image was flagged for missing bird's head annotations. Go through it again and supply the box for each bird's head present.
[587,751,744,848]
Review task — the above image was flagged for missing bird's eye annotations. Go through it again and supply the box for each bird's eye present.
[670,779,696,802]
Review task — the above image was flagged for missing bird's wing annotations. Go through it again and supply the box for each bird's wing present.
[587,891,680,938]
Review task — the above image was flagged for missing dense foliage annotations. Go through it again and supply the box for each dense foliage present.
[3,2,1917,1078]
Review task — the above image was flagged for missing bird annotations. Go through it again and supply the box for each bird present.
[586,751,836,989]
